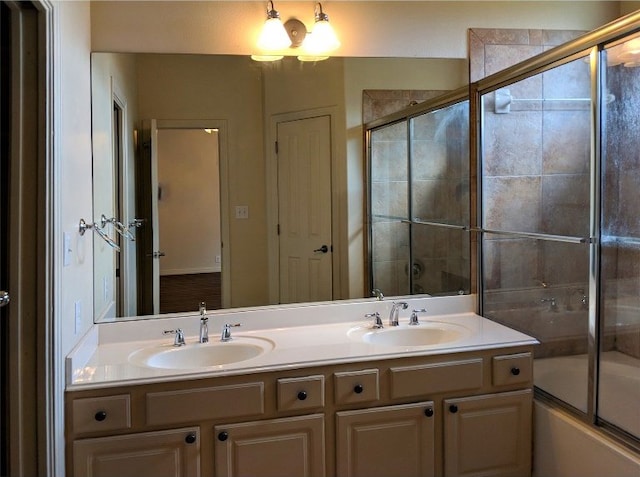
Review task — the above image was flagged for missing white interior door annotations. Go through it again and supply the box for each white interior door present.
[277,115,333,303]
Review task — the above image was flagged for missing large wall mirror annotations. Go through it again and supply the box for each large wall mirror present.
[91,52,469,322]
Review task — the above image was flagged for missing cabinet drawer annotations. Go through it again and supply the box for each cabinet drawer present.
[146,382,264,426]
[72,394,131,435]
[277,375,325,411]
[390,358,483,399]
[334,369,379,405]
[492,352,532,387]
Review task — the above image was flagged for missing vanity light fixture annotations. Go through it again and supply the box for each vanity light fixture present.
[252,2,340,62]
[298,3,341,61]
[251,1,290,61]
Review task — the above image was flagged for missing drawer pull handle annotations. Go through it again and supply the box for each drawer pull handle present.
[218,431,229,442]
[297,391,308,401]
[449,404,458,414]
[94,411,107,422]
[424,407,434,417]
[511,367,521,376]
[353,384,364,394]
[185,433,197,444]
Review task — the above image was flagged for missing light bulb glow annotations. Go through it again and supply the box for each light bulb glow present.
[303,21,340,55]
[256,17,291,51]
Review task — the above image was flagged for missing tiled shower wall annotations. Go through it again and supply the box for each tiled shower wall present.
[368,95,469,297]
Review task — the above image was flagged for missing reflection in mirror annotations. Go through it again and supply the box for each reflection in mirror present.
[368,94,471,297]
[91,52,468,322]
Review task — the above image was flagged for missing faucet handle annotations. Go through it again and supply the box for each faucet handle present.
[365,312,383,329]
[409,308,427,326]
[163,328,186,346]
[221,323,241,342]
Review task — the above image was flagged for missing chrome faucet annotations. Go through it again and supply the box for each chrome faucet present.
[365,312,383,329]
[389,301,409,326]
[372,288,384,301]
[409,308,427,326]
[163,328,185,346]
[221,323,241,342]
[199,302,208,343]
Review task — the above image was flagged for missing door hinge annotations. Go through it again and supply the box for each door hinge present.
[277,224,280,235]
[275,141,279,154]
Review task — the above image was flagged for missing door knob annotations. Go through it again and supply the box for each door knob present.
[0,291,9,307]
[313,245,329,253]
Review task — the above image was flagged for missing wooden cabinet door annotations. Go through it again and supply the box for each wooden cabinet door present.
[336,401,436,477]
[444,389,532,477]
[214,414,325,477]
[73,427,200,477]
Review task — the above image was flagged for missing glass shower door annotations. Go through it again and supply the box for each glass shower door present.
[598,34,640,438]
[369,121,411,296]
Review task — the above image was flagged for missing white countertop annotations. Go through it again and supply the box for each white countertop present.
[66,295,538,390]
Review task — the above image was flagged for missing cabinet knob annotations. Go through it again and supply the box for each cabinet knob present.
[94,411,107,422]
[511,367,521,376]
[353,384,364,394]
[297,391,307,401]
[449,404,458,414]
[218,431,229,442]
[424,407,434,417]
[185,433,197,444]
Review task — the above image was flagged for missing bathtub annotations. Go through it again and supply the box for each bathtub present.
[534,351,640,438]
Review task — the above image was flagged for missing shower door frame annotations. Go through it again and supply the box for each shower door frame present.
[472,10,640,451]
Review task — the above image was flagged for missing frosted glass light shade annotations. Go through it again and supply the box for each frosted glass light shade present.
[256,17,291,51]
[303,20,340,55]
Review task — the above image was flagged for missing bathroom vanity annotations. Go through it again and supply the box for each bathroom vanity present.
[65,296,538,477]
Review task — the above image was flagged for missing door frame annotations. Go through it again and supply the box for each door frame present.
[266,107,341,304]
[154,119,231,309]
[3,1,55,476]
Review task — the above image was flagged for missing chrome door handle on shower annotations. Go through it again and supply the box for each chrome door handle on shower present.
[313,245,329,253]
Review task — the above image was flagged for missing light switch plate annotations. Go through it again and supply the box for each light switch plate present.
[235,205,249,219]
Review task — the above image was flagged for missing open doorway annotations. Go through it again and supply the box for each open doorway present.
[156,128,223,312]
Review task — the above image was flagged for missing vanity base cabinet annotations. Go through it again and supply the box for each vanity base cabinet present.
[73,426,201,477]
[336,401,436,477]
[214,414,325,477]
[443,389,532,477]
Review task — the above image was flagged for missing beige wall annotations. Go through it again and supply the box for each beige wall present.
[91,52,139,320]
[157,129,222,275]
[136,54,268,307]
[90,1,620,58]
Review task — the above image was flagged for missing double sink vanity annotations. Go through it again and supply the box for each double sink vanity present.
[66,295,538,477]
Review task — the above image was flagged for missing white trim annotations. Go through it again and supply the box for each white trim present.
[160,266,221,276]
[31,0,59,475]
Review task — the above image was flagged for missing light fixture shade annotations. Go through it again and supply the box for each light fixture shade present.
[303,19,340,55]
[257,16,291,51]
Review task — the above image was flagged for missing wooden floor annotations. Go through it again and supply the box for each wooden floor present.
[160,272,222,313]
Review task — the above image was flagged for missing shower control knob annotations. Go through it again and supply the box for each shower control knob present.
[511,367,521,376]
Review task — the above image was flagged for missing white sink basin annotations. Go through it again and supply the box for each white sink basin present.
[129,337,274,370]
[348,322,470,347]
